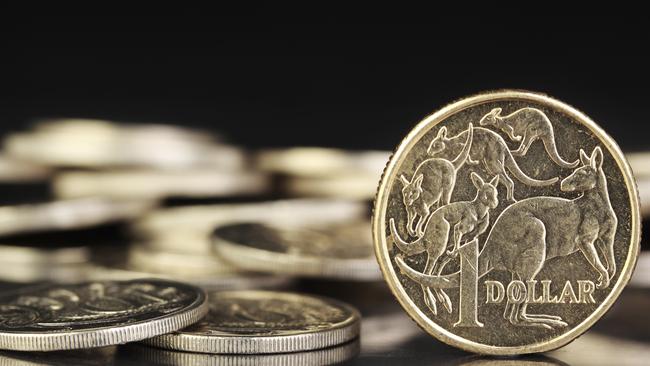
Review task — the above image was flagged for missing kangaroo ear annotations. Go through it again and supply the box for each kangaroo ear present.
[437,126,447,138]
[470,172,484,189]
[399,175,410,186]
[579,149,590,166]
[489,175,500,187]
[591,146,603,170]
[491,107,502,116]
[413,174,424,189]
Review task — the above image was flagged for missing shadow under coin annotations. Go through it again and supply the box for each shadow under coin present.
[118,339,360,366]
[0,346,117,366]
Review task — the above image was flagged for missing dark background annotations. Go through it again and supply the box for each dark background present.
[2,14,649,151]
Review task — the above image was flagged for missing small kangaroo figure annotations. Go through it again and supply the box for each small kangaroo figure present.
[389,172,499,315]
[428,126,557,202]
[396,146,617,329]
[400,123,474,237]
[479,107,579,168]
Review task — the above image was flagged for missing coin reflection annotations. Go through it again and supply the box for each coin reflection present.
[120,340,360,366]
[0,346,116,366]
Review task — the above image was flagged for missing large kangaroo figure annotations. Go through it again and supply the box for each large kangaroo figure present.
[400,124,474,237]
[479,107,579,168]
[395,146,617,329]
[428,126,558,202]
[390,172,499,315]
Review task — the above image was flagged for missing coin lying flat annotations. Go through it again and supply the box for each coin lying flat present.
[125,339,359,365]
[143,291,360,354]
[212,221,381,280]
[373,90,640,354]
[0,198,152,236]
[0,279,208,351]
[52,169,269,201]
[5,118,245,170]
[0,244,92,283]
[134,199,368,240]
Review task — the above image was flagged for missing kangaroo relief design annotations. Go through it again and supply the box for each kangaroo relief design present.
[400,124,474,237]
[427,126,558,202]
[479,107,579,168]
[390,172,499,315]
[395,146,617,330]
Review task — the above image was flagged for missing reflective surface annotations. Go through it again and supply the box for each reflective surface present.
[0,281,647,364]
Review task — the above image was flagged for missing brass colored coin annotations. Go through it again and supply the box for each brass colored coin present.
[0,279,208,351]
[143,291,360,354]
[373,90,640,355]
[213,220,381,280]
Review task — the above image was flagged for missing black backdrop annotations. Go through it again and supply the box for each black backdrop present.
[2,15,649,151]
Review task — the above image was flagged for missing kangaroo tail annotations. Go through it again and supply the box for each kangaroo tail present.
[542,133,579,168]
[389,218,426,255]
[504,152,558,186]
[395,239,494,289]
[395,254,460,288]
[451,123,473,170]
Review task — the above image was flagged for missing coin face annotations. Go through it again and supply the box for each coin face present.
[0,279,208,351]
[144,290,360,354]
[212,221,381,280]
[373,90,640,354]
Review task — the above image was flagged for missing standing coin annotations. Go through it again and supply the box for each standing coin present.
[0,279,208,351]
[373,90,640,354]
[212,220,381,280]
[143,290,360,354]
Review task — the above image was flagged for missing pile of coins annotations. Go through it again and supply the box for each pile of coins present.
[0,91,646,363]
[0,117,384,362]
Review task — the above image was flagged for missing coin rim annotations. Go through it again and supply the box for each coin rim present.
[212,224,381,281]
[372,90,641,355]
[142,290,361,354]
[0,279,209,352]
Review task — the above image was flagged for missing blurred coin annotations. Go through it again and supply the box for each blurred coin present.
[134,199,368,240]
[0,243,92,283]
[285,173,381,200]
[212,220,381,280]
[626,151,650,178]
[143,290,360,354]
[123,340,359,366]
[0,279,208,351]
[629,251,650,288]
[0,198,152,236]
[53,169,269,201]
[0,155,51,183]
[6,118,245,170]
[256,147,389,177]
[635,177,650,217]
[88,245,292,291]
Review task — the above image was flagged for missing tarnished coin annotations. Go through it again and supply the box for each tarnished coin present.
[213,220,381,280]
[373,90,640,354]
[0,279,208,351]
[143,291,360,354]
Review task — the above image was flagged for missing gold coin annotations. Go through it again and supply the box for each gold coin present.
[373,90,640,354]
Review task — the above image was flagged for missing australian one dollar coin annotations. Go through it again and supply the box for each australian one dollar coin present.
[372,90,640,354]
